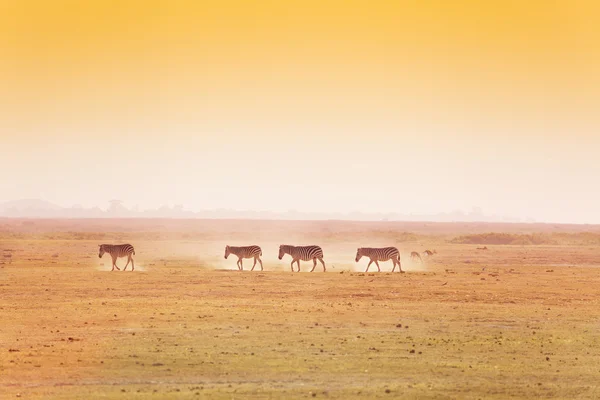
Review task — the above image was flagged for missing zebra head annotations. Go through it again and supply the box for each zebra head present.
[224,245,231,259]
[355,248,364,262]
[278,245,285,260]
[98,245,105,258]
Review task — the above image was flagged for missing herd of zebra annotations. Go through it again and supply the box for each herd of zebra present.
[98,243,437,273]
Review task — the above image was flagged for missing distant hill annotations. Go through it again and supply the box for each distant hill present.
[0,199,63,213]
[0,198,540,223]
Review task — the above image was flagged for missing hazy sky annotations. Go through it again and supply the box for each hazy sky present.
[1,1,599,223]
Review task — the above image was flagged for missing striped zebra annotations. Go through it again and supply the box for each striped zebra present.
[224,245,263,271]
[355,247,403,273]
[278,245,326,272]
[98,244,135,271]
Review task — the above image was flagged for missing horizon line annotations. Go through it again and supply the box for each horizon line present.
[0,216,598,228]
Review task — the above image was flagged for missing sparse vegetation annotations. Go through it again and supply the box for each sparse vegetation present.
[450,232,600,246]
[2,219,600,399]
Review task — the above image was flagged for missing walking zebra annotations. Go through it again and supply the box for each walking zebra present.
[224,245,263,271]
[99,244,135,271]
[410,251,422,263]
[355,247,403,273]
[278,245,326,272]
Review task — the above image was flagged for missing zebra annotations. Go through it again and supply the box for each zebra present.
[224,245,263,271]
[355,247,403,273]
[278,245,326,272]
[98,244,135,271]
[423,249,437,257]
[410,251,422,263]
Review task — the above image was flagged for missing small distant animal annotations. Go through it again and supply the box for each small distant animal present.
[477,246,488,250]
[98,244,136,271]
[278,245,326,272]
[355,247,403,273]
[423,249,437,257]
[224,245,263,271]
[410,251,422,263]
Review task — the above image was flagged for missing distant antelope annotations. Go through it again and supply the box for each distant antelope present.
[99,244,135,271]
[410,251,422,263]
[355,247,403,273]
[224,245,263,271]
[423,249,437,257]
[278,245,326,272]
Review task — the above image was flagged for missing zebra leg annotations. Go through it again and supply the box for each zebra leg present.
[131,256,135,271]
[239,258,244,271]
[374,260,381,272]
[258,257,263,271]
[295,260,301,272]
[310,258,317,272]
[395,257,404,273]
[365,260,373,272]
[112,256,120,271]
[251,257,257,271]
[319,257,326,272]
[290,260,295,272]
[123,257,131,271]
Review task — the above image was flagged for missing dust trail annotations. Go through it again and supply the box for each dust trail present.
[159,241,431,273]
[401,254,429,272]
[94,261,146,272]
[88,219,438,273]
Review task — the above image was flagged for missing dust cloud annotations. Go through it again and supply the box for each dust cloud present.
[190,242,431,273]
[50,219,437,273]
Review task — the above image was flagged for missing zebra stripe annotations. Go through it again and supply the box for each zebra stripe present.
[224,245,263,271]
[99,244,136,272]
[355,247,403,273]
[278,245,326,272]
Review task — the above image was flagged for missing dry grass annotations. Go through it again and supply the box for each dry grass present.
[2,219,600,399]
[450,232,600,246]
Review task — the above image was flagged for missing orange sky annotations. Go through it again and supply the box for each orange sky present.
[1,1,599,222]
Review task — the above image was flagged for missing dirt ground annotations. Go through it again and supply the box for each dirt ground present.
[2,219,600,399]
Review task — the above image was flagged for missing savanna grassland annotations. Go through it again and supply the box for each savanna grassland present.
[2,219,600,399]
